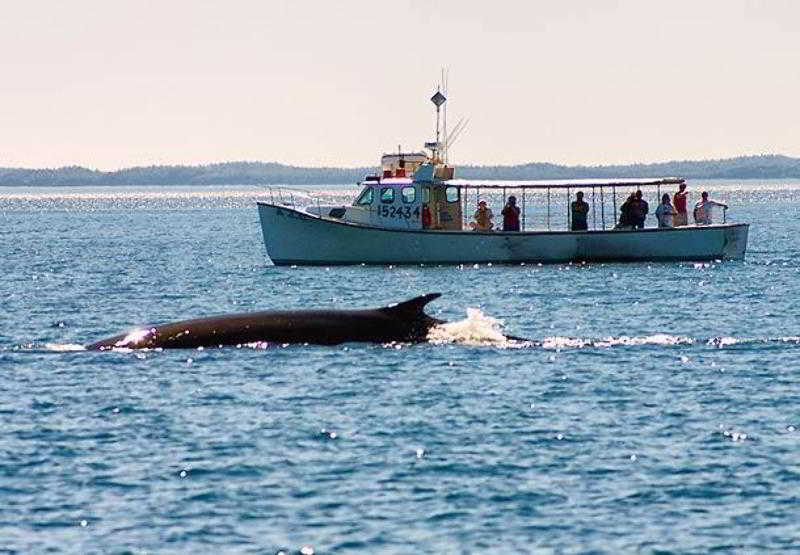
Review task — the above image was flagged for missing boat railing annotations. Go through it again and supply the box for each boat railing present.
[265,186,323,214]
[449,180,735,231]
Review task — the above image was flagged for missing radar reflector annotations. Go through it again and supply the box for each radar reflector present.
[430,90,447,107]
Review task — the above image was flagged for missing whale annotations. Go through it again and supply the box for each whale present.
[87,293,461,350]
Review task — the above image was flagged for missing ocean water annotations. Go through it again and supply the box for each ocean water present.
[1,181,799,553]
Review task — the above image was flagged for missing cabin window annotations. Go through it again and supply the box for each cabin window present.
[380,187,395,204]
[446,186,460,203]
[423,187,430,204]
[355,186,374,206]
[401,186,416,204]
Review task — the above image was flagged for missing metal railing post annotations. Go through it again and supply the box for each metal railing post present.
[612,185,617,227]
[547,187,551,231]
[566,187,570,231]
[601,186,605,230]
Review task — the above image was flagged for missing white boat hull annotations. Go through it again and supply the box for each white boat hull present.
[258,202,749,265]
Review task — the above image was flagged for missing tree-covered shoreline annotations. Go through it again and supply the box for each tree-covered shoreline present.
[2,154,799,186]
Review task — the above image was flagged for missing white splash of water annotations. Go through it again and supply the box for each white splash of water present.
[595,334,694,347]
[540,334,692,350]
[43,343,86,351]
[541,337,589,349]
[708,336,740,347]
[427,307,520,346]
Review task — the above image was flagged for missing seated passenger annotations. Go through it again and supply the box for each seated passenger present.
[655,193,676,228]
[501,196,521,231]
[470,200,494,231]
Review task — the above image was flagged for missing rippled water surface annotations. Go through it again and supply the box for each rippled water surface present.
[2,181,800,552]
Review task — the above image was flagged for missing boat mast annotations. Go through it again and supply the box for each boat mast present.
[429,88,447,164]
[442,68,448,164]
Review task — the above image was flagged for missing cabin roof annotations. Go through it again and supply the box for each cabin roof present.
[376,178,414,186]
[443,177,685,189]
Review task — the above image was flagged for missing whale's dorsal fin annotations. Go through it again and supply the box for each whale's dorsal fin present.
[379,293,442,319]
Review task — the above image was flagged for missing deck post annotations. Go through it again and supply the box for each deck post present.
[463,186,467,229]
[547,187,551,230]
[601,186,605,229]
[566,187,570,231]
[522,189,526,231]
[592,186,596,229]
[612,185,617,227]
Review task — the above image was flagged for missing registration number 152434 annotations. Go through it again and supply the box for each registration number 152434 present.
[379,205,420,220]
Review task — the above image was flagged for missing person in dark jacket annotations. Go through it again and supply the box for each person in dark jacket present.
[617,193,636,229]
[630,190,649,229]
[570,191,589,231]
[501,195,521,231]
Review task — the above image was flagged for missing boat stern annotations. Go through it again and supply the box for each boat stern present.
[722,223,749,260]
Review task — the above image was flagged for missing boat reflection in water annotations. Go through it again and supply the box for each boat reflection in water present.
[257,93,748,266]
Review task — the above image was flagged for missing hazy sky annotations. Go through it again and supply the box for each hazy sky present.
[1,0,798,169]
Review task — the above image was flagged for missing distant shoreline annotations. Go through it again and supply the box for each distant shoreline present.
[2,154,799,186]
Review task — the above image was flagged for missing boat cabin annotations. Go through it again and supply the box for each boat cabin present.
[347,170,463,231]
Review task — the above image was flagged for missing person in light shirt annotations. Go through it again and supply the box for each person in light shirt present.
[470,200,494,231]
[655,193,676,228]
[693,191,728,225]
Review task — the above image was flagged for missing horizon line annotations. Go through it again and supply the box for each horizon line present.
[1,152,796,173]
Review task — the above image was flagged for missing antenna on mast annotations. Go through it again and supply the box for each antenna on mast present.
[442,68,449,164]
[429,87,447,163]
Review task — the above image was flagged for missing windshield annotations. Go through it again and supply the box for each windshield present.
[354,186,374,206]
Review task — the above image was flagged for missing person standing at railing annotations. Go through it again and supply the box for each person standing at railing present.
[501,195,521,231]
[630,190,649,229]
[655,193,676,228]
[693,191,728,225]
[570,191,589,231]
[470,200,494,231]
[616,192,636,229]
[673,183,689,226]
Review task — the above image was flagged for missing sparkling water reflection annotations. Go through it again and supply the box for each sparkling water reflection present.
[1,181,800,552]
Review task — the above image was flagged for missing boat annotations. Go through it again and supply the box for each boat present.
[257,92,749,266]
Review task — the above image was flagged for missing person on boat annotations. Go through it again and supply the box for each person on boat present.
[673,183,689,226]
[570,191,589,231]
[470,200,494,231]
[630,190,649,229]
[421,204,432,229]
[693,191,728,225]
[655,193,676,228]
[616,193,636,229]
[501,196,521,231]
